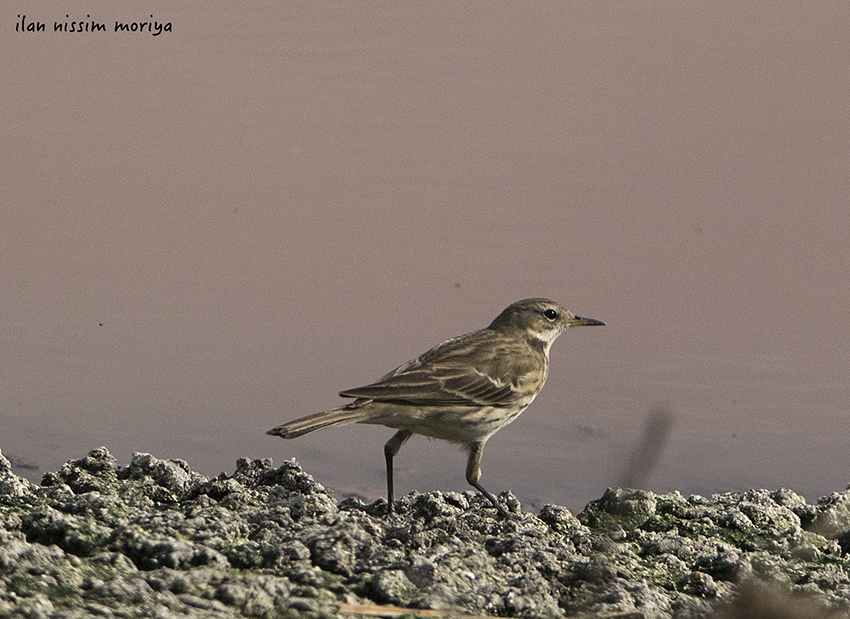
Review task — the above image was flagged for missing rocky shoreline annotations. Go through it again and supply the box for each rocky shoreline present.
[2,447,850,618]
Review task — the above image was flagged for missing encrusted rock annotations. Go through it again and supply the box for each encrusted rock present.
[2,446,850,618]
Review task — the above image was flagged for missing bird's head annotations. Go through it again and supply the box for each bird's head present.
[488,298,605,348]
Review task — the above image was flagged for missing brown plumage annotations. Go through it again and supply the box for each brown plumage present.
[268,298,604,516]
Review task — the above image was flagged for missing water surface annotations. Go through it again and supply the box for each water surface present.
[2,1,849,511]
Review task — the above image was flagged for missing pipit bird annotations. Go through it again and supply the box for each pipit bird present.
[268,298,604,516]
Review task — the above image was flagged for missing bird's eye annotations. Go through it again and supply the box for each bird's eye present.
[542,309,558,321]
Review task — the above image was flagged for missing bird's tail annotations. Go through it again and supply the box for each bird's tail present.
[267,403,373,439]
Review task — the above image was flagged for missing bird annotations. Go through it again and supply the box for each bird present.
[267,298,604,516]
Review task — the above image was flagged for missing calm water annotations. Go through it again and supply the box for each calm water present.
[2,1,849,512]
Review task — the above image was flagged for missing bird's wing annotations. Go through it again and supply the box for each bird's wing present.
[339,364,517,406]
[338,329,525,407]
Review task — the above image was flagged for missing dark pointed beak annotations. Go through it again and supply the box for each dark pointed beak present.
[571,315,605,327]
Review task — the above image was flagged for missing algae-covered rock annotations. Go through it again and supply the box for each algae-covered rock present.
[578,487,660,530]
[2,446,850,618]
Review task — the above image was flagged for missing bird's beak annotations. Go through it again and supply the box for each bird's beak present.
[570,315,605,327]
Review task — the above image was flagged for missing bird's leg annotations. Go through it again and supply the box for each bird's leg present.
[465,441,509,518]
[384,429,413,512]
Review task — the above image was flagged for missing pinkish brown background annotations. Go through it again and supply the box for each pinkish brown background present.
[2,1,848,511]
